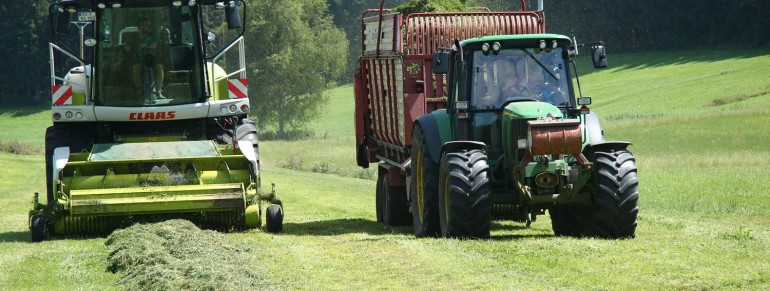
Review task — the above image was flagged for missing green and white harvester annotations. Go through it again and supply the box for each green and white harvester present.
[30,0,283,242]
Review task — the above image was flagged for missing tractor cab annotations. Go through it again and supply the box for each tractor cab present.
[435,34,578,162]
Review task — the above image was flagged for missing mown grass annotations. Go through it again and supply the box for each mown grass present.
[0,49,769,289]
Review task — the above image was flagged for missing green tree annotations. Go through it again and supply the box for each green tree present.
[0,1,50,105]
[245,0,348,136]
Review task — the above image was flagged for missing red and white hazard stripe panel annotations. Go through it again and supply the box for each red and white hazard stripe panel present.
[52,85,73,106]
[228,79,248,99]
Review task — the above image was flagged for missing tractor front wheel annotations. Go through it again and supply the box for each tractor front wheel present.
[588,148,639,238]
[438,149,491,239]
[550,148,639,238]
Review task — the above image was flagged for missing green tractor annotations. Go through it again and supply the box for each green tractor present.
[30,0,284,241]
[410,34,639,239]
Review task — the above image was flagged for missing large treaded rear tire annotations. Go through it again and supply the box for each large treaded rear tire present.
[549,148,639,239]
[438,149,491,239]
[410,125,440,237]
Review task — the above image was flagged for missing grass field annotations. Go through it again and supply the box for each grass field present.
[1,49,769,289]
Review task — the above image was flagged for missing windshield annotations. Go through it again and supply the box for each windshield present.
[96,6,203,106]
[471,47,570,110]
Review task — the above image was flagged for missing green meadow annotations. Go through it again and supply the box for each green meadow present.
[1,50,769,289]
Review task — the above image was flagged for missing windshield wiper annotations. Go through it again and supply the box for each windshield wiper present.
[521,49,558,81]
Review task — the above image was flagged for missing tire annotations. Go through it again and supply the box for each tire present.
[375,173,385,223]
[409,125,440,237]
[45,125,93,203]
[378,172,412,226]
[549,204,586,237]
[265,204,283,233]
[30,215,47,242]
[589,148,639,238]
[549,148,639,238]
[438,149,492,239]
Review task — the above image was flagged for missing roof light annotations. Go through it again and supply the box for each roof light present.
[215,2,226,9]
[97,3,106,9]
[112,2,122,8]
[551,40,558,49]
[492,42,501,53]
[481,43,490,53]
[172,0,183,6]
[539,40,547,50]
[188,0,197,6]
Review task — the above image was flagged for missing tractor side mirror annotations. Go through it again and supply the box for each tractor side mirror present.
[225,2,242,29]
[55,11,72,34]
[591,45,608,68]
[432,51,449,74]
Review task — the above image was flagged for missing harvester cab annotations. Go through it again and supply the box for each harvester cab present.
[31,0,285,242]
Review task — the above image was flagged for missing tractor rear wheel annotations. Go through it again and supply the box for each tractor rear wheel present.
[377,172,412,226]
[438,149,491,239]
[30,215,47,242]
[410,125,440,237]
[265,204,283,233]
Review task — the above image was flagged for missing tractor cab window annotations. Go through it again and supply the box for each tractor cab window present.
[96,7,203,107]
[471,48,570,110]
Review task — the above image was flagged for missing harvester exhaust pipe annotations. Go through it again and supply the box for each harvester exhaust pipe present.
[538,0,544,11]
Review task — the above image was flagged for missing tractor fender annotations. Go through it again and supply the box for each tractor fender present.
[583,111,604,144]
[442,141,487,156]
[584,141,632,153]
[414,111,451,165]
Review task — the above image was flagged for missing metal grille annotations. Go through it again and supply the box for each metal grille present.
[404,12,545,55]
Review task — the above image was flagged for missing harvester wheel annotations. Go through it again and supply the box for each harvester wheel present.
[409,125,440,237]
[265,204,283,233]
[438,149,491,239]
[45,125,93,203]
[30,215,47,242]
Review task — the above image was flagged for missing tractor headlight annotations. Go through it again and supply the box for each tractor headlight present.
[75,112,83,119]
[229,105,238,113]
[517,138,527,150]
[65,111,73,119]
[220,106,228,115]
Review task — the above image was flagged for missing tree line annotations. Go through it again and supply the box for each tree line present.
[1,0,768,134]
